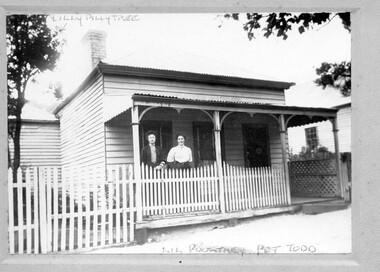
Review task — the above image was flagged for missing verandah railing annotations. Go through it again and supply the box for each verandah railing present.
[8,162,289,254]
[223,163,289,212]
[140,162,290,217]
[140,162,220,218]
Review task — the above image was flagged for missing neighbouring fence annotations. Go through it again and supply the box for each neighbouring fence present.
[289,159,339,197]
[289,156,351,200]
[8,162,289,254]
[8,166,136,254]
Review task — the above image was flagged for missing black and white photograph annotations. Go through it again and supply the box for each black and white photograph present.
[5,11,354,256]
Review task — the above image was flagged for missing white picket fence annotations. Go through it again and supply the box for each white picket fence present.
[8,162,289,254]
[139,162,289,217]
[223,163,289,212]
[8,165,136,254]
[141,162,220,217]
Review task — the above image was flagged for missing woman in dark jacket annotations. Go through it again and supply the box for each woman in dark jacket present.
[140,130,166,169]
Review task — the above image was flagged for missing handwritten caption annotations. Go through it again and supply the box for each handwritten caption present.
[161,243,317,254]
[256,244,317,254]
[50,14,140,26]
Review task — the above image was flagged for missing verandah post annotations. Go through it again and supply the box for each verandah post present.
[279,114,291,205]
[131,105,143,222]
[213,111,226,213]
[331,117,343,198]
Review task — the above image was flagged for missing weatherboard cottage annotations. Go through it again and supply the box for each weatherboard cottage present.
[8,30,345,254]
[54,31,342,240]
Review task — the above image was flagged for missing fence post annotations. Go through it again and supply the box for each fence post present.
[26,168,32,254]
[8,168,15,254]
[16,168,24,254]
[128,164,135,241]
[38,168,48,254]
[33,167,39,254]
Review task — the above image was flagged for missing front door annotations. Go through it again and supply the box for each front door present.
[193,122,215,167]
[242,124,270,168]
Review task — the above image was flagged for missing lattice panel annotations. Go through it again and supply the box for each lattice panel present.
[289,159,339,197]
[290,175,338,197]
[289,159,336,175]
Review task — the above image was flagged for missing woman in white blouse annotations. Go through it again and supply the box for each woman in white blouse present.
[167,134,193,169]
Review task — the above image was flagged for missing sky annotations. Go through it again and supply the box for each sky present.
[24,13,351,110]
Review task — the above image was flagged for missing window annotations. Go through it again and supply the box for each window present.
[305,127,318,150]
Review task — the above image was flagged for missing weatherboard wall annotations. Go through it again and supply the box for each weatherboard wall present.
[103,74,286,105]
[8,121,61,168]
[336,105,351,153]
[223,113,283,166]
[58,74,106,182]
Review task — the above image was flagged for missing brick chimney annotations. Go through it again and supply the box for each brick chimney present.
[81,30,107,71]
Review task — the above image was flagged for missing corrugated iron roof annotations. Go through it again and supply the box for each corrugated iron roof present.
[132,93,337,113]
[103,45,281,82]
[99,62,295,90]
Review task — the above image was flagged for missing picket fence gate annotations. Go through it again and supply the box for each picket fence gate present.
[8,162,289,254]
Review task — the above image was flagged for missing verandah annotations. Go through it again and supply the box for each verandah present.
[8,162,289,254]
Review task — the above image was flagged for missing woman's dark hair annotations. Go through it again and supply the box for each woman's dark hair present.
[145,130,157,139]
[176,133,186,140]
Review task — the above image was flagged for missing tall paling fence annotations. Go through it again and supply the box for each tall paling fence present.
[140,163,220,217]
[8,166,136,254]
[223,163,289,212]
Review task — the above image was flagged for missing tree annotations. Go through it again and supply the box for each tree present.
[222,12,351,96]
[314,61,351,97]
[7,15,64,181]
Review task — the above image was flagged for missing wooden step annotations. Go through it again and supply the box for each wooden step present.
[302,202,349,214]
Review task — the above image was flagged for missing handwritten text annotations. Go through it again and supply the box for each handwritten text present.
[50,14,140,26]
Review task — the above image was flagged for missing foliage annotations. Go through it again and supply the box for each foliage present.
[7,15,64,179]
[7,15,64,115]
[288,145,334,161]
[223,12,350,40]
[222,12,351,96]
[314,61,351,96]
